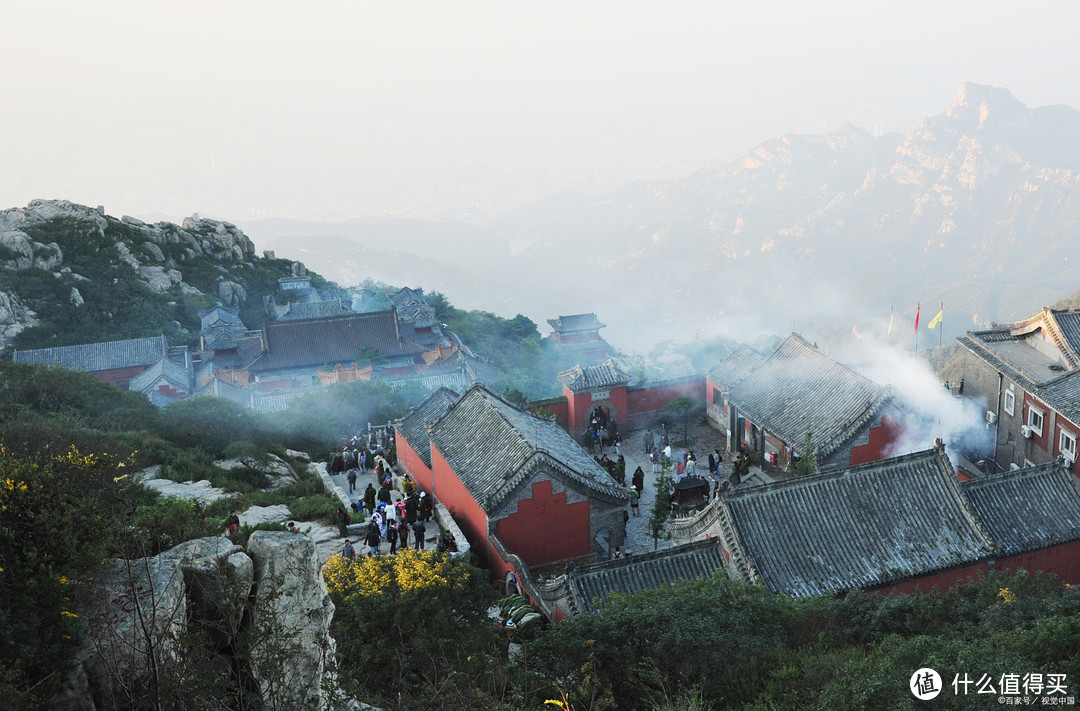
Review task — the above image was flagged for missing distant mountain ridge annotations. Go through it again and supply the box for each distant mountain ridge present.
[243,83,1080,348]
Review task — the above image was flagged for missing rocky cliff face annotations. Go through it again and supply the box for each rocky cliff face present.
[57,533,335,711]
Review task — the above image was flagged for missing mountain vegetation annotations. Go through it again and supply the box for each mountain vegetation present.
[0,360,426,709]
[427,291,564,398]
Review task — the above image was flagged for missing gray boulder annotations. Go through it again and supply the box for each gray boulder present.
[247,531,336,711]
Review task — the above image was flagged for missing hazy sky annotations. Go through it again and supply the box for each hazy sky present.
[3,0,1078,222]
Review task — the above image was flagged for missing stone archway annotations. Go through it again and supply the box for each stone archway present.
[587,401,619,431]
[504,571,520,596]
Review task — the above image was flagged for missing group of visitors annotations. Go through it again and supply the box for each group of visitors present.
[586,411,621,454]
[341,517,428,558]
[331,425,398,495]
[596,453,627,485]
[340,515,460,560]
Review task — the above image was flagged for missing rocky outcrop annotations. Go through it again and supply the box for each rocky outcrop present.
[0,199,264,352]
[57,534,335,711]
[0,229,63,271]
[0,290,37,342]
[247,531,336,711]
[218,279,247,306]
[215,452,299,490]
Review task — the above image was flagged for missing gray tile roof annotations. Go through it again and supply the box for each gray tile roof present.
[14,335,168,372]
[706,345,766,388]
[397,387,460,468]
[246,311,422,373]
[1036,372,1080,427]
[277,299,354,321]
[568,539,725,613]
[723,334,889,460]
[961,308,1080,386]
[958,333,1039,391]
[961,461,1080,556]
[1055,312,1080,357]
[129,357,192,396]
[547,313,606,334]
[199,304,246,351]
[190,376,252,407]
[557,359,630,393]
[723,448,993,597]
[429,385,630,512]
[390,287,438,327]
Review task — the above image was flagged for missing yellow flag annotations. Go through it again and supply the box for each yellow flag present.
[888,311,894,335]
[928,309,944,329]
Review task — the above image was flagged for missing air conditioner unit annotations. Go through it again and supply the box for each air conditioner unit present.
[1064,450,1077,464]
[985,410,998,424]
[1021,425,1033,439]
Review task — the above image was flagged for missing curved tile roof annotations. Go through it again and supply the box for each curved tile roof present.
[429,385,628,511]
[557,358,630,393]
[722,334,888,459]
[723,448,992,597]
[961,461,1080,556]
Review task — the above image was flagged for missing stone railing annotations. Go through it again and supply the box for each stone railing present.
[668,497,722,545]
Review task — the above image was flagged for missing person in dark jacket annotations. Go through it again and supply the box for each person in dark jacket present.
[412,519,426,550]
[365,522,381,555]
[398,519,410,549]
[386,518,399,554]
[363,483,377,514]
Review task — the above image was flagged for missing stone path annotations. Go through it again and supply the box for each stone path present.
[326,459,438,556]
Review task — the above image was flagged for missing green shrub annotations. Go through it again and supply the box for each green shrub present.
[128,495,216,557]
[288,494,342,523]
[158,448,218,483]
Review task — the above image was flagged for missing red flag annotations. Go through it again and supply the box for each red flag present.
[914,304,920,332]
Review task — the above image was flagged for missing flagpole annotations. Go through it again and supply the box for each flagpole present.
[915,303,920,355]
[889,306,894,348]
[938,301,943,348]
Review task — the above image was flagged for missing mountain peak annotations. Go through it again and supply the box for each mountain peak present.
[946,82,1026,128]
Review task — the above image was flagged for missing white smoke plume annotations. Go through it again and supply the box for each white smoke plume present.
[840,338,992,467]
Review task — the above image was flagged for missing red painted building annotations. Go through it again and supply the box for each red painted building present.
[395,387,460,493]
[553,359,707,441]
[398,385,630,576]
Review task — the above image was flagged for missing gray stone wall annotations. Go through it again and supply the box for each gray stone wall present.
[960,348,1039,471]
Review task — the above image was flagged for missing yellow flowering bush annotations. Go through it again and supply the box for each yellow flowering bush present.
[324,547,497,707]
[324,547,468,601]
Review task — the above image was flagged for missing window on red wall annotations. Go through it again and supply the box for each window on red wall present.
[1028,406,1045,436]
[1060,429,1077,463]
